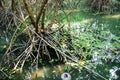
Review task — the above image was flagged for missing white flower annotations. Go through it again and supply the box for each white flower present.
[61,72,71,80]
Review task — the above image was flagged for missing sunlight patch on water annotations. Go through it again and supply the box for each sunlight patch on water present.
[80,18,94,24]
[103,14,120,19]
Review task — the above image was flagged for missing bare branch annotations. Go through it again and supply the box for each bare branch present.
[35,0,48,33]
[23,0,36,27]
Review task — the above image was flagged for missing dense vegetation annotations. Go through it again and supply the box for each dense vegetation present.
[0,0,120,80]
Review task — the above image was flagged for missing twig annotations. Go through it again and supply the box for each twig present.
[0,70,9,78]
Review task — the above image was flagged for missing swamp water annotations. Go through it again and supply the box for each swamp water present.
[0,11,120,80]
[26,13,120,80]
[26,20,120,80]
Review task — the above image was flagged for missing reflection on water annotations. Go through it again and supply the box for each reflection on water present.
[27,61,88,80]
[29,64,74,80]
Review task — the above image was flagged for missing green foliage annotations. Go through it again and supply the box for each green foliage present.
[65,66,71,72]
[0,0,120,79]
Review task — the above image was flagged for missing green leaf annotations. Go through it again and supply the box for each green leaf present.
[65,66,71,72]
